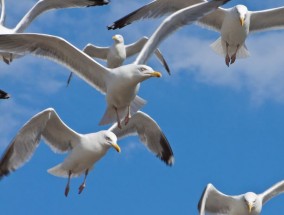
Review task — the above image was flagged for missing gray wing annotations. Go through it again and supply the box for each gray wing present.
[258,180,284,205]
[0,108,82,178]
[125,36,171,74]
[83,43,110,60]
[0,89,10,99]
[108,111,174,165]
[249,7,284,33]
[0,33,110,94]
[198,183,236,215]
[135,0,230,65]
[107,0,204,30]
[14,0,109,33]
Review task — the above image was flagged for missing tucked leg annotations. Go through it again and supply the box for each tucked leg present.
[65,170,72,197]
[124,106,131,125]
[78,169,89,194]
[114,107,122,129]
[2,56,10,65]
[66,72,73,87]
[230,44,240,65]
[225,42,230,67]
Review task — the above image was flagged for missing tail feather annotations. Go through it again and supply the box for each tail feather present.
[47,164,82,178]
[130,96,147,115]
[210,37,250,59]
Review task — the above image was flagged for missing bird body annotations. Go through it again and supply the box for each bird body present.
[107,37,127,68]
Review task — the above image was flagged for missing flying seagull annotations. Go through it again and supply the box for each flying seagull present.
[66,34,171,86]
[108,1,284,66]
[0,0,109,64]
[0,0,228,127]
[198,181,284,215]
[0,108,174,196]
[0,89,9,99]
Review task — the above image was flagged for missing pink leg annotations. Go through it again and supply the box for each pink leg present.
[230,44,240,65]
[78,169,89,194]
[65,170,72,197]
[225,42,230,67]
[124,106,131,125]
[114,107,122,129]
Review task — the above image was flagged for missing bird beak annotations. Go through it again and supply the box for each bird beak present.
[240,18,245,26]
[148,71,162,78]
[112,35,118,41]
[111,142,121,152]
[247,203,253,213]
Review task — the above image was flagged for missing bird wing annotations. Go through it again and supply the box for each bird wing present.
[82,43,110,60]
[0,89,9,99]
[258,180,284,205]
[125,36,171,74]
[0,108,82,178]
[0,33,110,94]
[198,183,236,215]
[108,111,174,165]
[14,0,109,32]
[0,0,6,25]
[134,0,230,65]
[249,7,284,33]
[107,0,204,30]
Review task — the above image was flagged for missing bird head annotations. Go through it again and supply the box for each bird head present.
[129,64,162,82]
[102,131,121,152]
[244,192,260,213]
[235,5,248,26]
[112,34,124,44]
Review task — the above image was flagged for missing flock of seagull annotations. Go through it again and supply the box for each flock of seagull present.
[1,0,284,214]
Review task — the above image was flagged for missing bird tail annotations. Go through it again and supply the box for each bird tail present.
[99,96,147,126]
[47,164,70,178]
[210,37,250,59]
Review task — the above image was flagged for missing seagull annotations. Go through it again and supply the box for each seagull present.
[0,0,109,64]
[0,89,9,99]
[108,1,284,67]
[198,181,284,215]
[0,108,174,196]
[66,34,171,86]
[0,0,228,127]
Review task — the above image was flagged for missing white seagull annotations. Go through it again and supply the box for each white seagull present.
[0,0,109,64]
[0,89,9,99]
[67,34,171,86]
[198,181,284,215]
[0,108,174,196]
[108,1,284,66]
[0,0,228,127]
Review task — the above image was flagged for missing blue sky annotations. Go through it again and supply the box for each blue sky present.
[1,0,284,214]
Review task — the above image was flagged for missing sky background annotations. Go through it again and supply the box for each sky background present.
[1,0,284,214]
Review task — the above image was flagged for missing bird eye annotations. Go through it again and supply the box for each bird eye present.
[105,135,111,141]
[138,67,147,72]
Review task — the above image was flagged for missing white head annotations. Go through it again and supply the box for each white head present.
[112,34,124,44]
[243,192,262,214]
[234,5,248,26]
[99,130,120,152]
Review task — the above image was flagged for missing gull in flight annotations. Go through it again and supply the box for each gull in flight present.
[198,181,284,215]
[0,108,174,196]
[67,34,171,86]
[0,89,9,99]
[108,0,284,66]
[0,0,229,127]
[0,0,109,64]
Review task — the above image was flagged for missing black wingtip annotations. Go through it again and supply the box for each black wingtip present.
[158,133,174,166]
[88,0,109,7]
[0,89,10,99]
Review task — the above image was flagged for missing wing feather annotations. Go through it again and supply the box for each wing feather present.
[109,111,174,165]
[259,180,284,205]
[83,43,110,60]
[0,33,110,94]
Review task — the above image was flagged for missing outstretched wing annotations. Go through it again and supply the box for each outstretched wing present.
[0,108,82,179]
[259,180,284,205]
[0,33,110,94]
[83,43,110,60]
[108,111,174,165]
[135,0,230,65]
[107,0,204,30]
[14,0,109,32]
[126,36,171,74]
[249,6,284,33]
[198,183,236,215]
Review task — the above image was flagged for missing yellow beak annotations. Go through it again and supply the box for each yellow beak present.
[248,203,253,213]
[150,71,162,78]
[111,142,121,152]
[240,18,245,26]
[112,35,118,41]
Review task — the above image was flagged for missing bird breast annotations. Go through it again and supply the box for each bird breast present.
[107,44,126,68]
